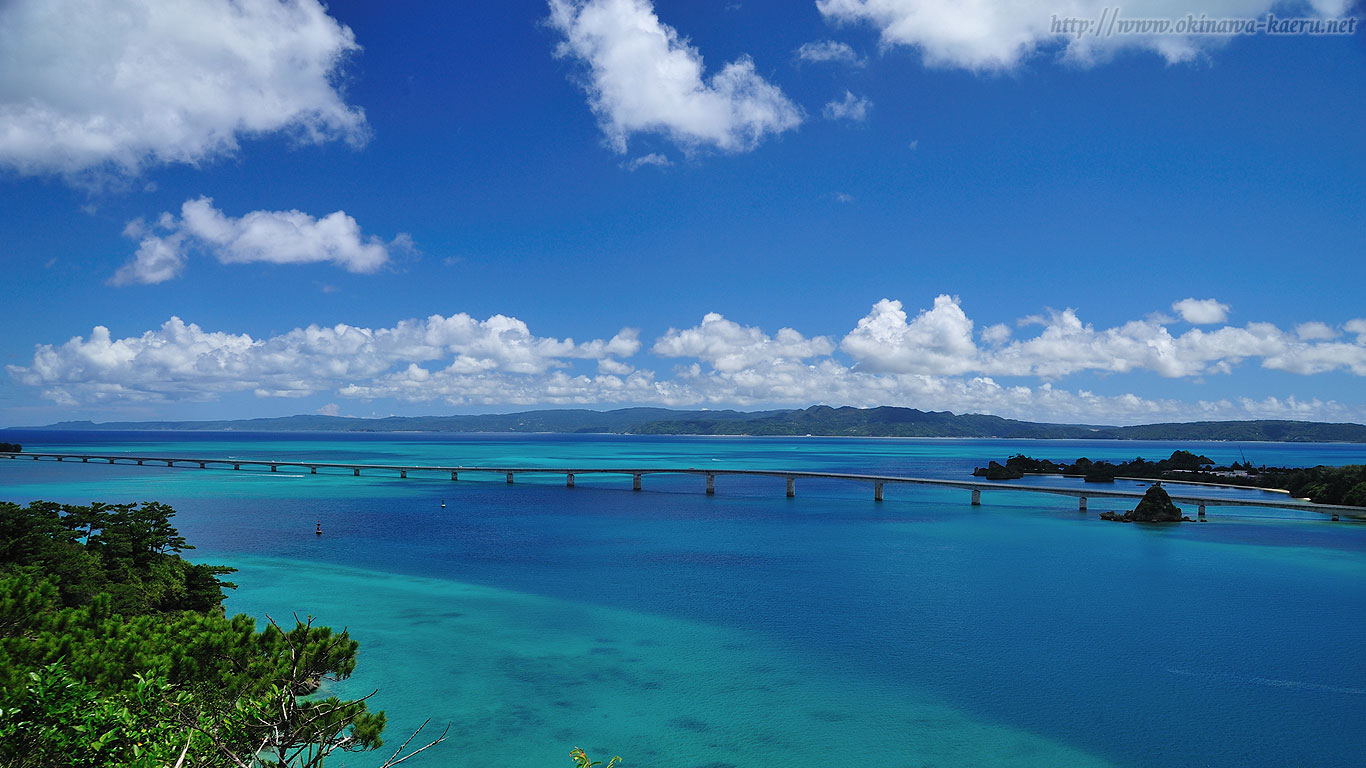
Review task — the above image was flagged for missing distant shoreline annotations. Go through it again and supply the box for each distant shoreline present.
[6,405,1366,443]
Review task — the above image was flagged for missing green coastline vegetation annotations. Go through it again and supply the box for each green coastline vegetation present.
[0,500,446,767]
[11,405,1366,442]
[975,451,1366,507]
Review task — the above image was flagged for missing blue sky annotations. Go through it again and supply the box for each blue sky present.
[1,0,1363,426]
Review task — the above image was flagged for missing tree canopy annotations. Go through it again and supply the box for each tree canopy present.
[0,499,444,767]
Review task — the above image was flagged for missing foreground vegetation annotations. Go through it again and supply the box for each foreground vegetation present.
[978,452,1366,507]
[0,500,445,767]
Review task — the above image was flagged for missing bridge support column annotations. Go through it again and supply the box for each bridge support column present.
[108,459,115,464]
[82,457,88,463]
[199,462,206,469]
[311,467,317,474]
[875,482,884,502]
[56,457,63,462]
[137,460,144,466]
[1079,496,1088,512]
[971,489,981,506]
[507,473,515,484]
[451,471,458,481]
[706,473,715,495]
[1198,504,1206,519]
[353,468,360,476]
[786,478,795,498]
[567,473,575,488]
[167,461,174,467]
[633,473,642,491]
[233,464,240,470]
[271,465,277,472]
[400,470,407,478]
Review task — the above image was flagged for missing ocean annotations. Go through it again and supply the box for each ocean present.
[1,431,1363,768]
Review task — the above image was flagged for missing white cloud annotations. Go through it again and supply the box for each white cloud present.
[653,313,835,372]
[980,323,1012,345]
[841,296,978,374]
[547,0,801,153]
[110,197,408,285]
[814,0,1353,71]
[823,91,872,122]
[796,40,865,66]
[7,314,641,405]
[1172,297,1230,325]
[624,152,672,171]
[0,0,366,180]
[836,299,1366,380]
[10,299,1366,424]
[1295,322,1338,341]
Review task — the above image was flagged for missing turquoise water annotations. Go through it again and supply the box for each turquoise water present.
[2,431,1364,767]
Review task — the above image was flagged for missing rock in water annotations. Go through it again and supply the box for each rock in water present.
[1100,483,1189,523]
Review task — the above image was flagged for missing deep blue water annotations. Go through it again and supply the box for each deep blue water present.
[2,431,1364,768]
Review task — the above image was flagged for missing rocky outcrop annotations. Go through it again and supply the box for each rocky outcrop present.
[972,460,1023,480]
[1099,483,1192,523]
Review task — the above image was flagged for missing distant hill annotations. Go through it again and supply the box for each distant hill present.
[12,405,1366,442]
[23,408,786,434]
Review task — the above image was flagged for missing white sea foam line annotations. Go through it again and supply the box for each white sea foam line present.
[1166,667,1366,695]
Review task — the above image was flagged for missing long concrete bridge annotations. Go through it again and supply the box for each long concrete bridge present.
[4,451,1362,520]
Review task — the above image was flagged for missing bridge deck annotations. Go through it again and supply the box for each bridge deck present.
[4,451,1361,519]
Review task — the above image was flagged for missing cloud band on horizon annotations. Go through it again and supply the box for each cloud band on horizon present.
[9,297,1366,425]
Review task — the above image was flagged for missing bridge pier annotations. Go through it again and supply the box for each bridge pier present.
[1079,496,1088,512]
[311,467,317,474]
[507,472,515,484]
[199,462,206,469]
[353,468,360,476]
[56,457,63,462]
[875,482,884,502]
[81,457,88,463]
[233,464,240,471]
[971,489,981,506]
[108,459,115,464]
[400,470,407,478]
[137,460,144,466]
[1198,504,1206,519]
[271,465,277,472]
[451,471,458,481]
[786,477,795,498]
[633,473,642,491]
[706,473,715,495]
[567,473,575,488]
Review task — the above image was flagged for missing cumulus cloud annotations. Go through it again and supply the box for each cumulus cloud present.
[0,0,366,179]
[814,0,1355,71]
[822,91,872,121]
[796,40,865,66]
[842,296,978,374]
[840,298,1366,379]
[7,314,642,406]
[110,197,408,285]
[1172,297,1230,324]
[10,299,1366,424]
[653,313,835,372]
[547,0,801,153]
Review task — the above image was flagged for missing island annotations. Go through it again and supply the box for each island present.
[973,452,1366,507]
